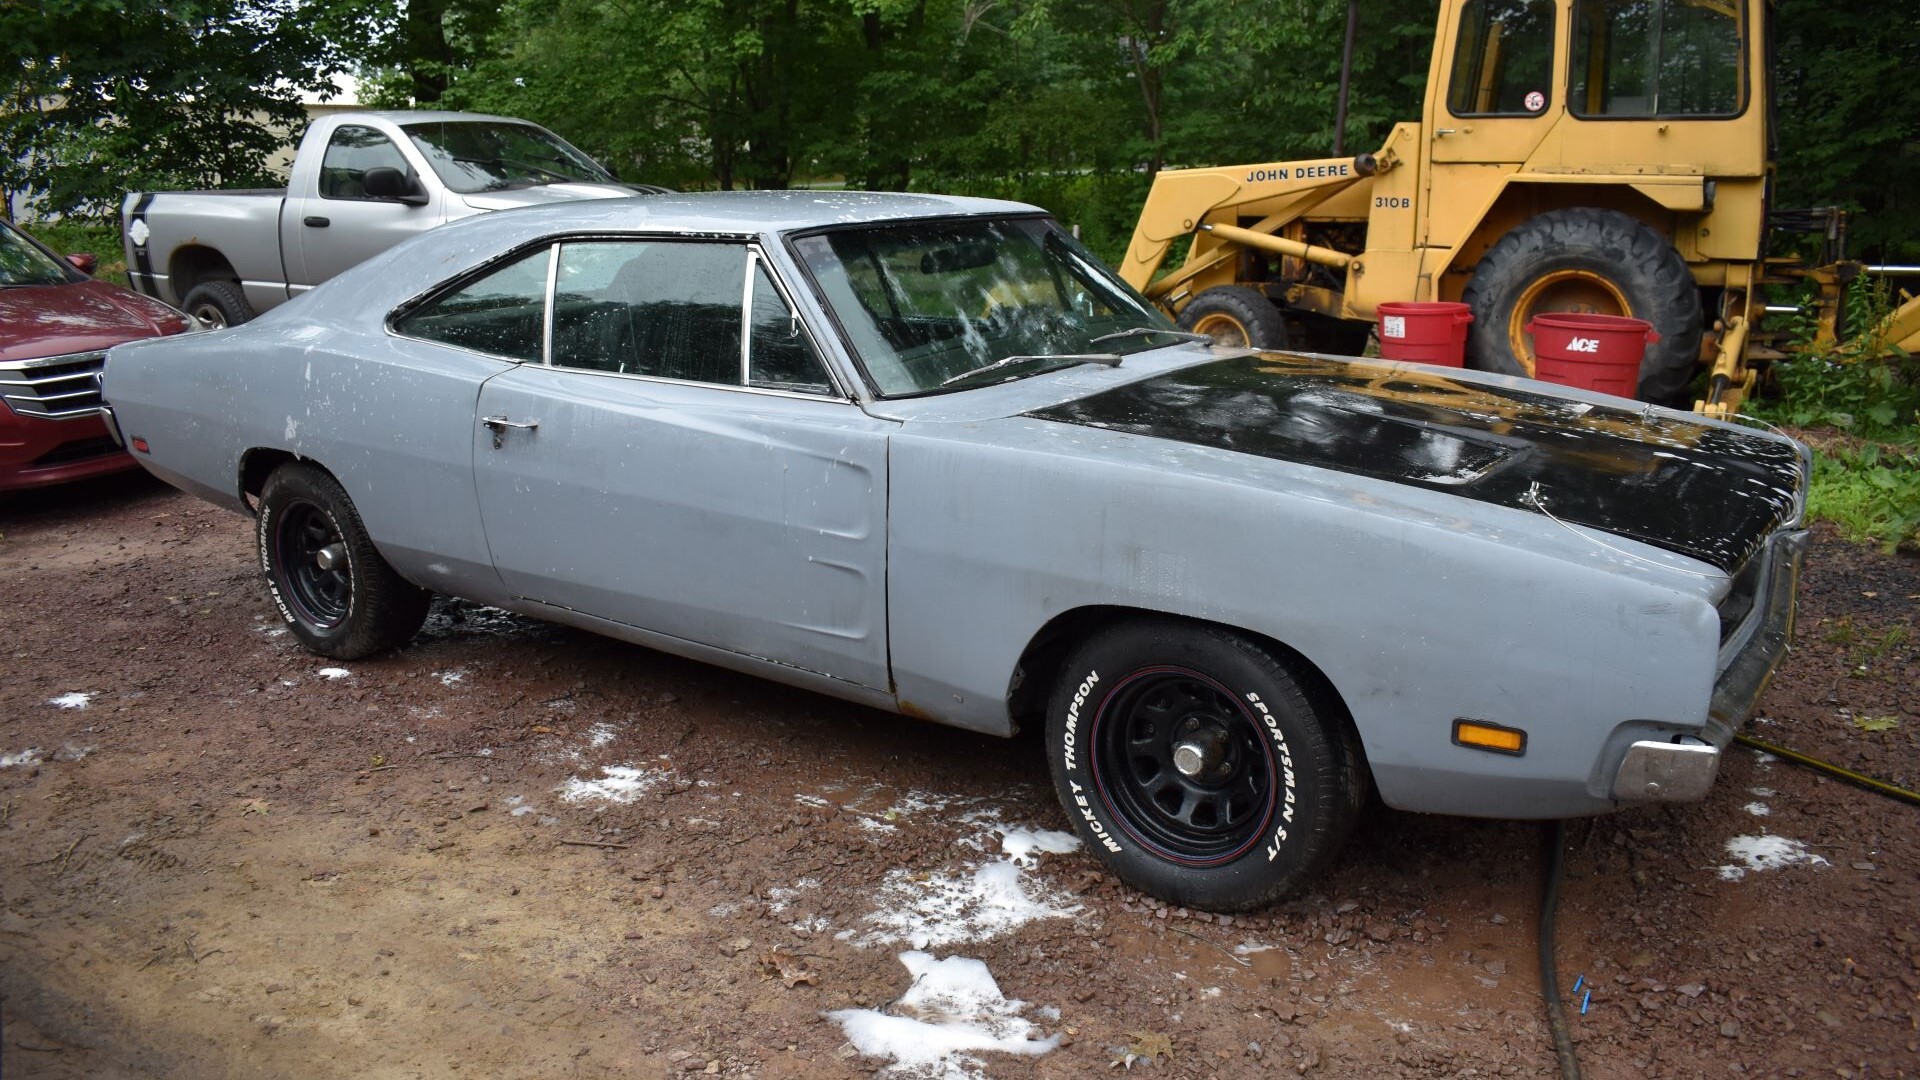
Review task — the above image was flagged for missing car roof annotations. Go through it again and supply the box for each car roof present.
[437,190,1046,242]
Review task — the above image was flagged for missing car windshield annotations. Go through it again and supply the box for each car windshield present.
[0,222,76,288]
[402,120,615,194]
[792,216,1185,396]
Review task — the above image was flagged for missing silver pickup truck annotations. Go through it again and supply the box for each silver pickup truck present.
[121,110,663,327]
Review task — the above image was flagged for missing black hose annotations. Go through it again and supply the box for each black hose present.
[1539,820,1582,1080]
[1733,734,1920,807]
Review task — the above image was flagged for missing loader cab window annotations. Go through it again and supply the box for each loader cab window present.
[1446,0,1557,117]
[1570,0,1744,118]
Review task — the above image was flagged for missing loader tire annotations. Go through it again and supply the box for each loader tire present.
[1462,208,1701,405]
[1177,286,1291,350]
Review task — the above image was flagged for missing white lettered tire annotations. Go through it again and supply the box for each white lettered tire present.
[1045,618,1367,911]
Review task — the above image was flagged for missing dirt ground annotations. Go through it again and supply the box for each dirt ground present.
[2,471,1916,1080]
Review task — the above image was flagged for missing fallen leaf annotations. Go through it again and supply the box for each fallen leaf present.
[1124,1030,1173,1065]
[757,947,818,988]
[369,753,387,768]
[1854,716,1901,732]
[239,799,270,816]
[532,725,553,735]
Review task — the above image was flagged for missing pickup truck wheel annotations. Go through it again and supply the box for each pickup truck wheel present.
[180,280,255,330]
[258,463,430,659]
[1045,619,1366,912]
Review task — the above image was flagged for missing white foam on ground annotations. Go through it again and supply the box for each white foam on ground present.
[837,814,1084,950]
[48,692,91,709]
[557,764,675,804]
[1717,834,1828,881]
[1,748,45,768]
[317,668,351,680]
[845,858,1080,951]
[999,827,1079,868]
[794,793,831,808]
[435,670,464,686]
[585,722,617,748]
[1743,802,1771,816]
[828,951,1060,1079]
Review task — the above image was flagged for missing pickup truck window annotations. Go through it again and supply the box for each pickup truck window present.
[403,121,614,194]
[320,126,414,201]
[393,246,552,362]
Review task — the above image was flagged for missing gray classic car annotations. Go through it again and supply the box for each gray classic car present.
[101,192,1808,911]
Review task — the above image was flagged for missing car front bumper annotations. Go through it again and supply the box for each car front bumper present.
[0,404,137,492]
[1609,524,1810,804]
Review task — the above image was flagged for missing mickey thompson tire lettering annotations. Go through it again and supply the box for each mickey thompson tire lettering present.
[1043,618,1369,912]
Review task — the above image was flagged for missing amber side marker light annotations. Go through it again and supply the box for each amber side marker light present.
[1453,719,1527,756]
[130,437,149,454]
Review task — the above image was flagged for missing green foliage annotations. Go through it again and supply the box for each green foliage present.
[1771,1,1920,262]
[1802,441,1920,554]
[2,0,340,219]
[22,219,124,277]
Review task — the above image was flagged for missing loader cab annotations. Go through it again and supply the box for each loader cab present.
[1422,0,1766,192]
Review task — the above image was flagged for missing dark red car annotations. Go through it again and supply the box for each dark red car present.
[2,219,195,491]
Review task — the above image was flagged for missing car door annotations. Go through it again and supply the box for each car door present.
[288,123,445,289]
[470,237,894,692]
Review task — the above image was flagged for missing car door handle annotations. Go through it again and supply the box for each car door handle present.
[304,216,330,228]
[482,414,539,449]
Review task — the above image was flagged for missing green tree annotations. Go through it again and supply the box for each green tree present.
[1,0,340,218]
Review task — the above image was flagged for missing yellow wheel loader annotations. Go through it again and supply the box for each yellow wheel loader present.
[1119,0,1920,416]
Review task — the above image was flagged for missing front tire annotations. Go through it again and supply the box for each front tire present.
[1045,619,1366,911]
[258,463,430,659]
[1461,208,1702,404]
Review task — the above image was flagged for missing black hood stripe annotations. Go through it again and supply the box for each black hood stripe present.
[1027,354,1801,573]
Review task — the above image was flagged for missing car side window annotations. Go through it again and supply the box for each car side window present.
[393,246,551,362]
[550,241,744,383]
[746,261,834,393]
[319,125,414,201]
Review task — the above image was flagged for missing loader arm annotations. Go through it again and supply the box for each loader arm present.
[1119,150,1388,297]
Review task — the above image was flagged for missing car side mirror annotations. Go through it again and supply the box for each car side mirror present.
[66,253,98,275]
[363,167,429,206]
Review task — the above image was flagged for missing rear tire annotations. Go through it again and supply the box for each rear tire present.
[1462,208,1701,404]
[258,462,430,659]
[1177,286,1291,349]
[180,280,255,330]
[1044,618,1367,911]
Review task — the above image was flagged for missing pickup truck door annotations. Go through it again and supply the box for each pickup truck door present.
[286,123,446,289]
[466,239,894,692]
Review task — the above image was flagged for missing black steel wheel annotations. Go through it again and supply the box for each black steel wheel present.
[273,499,352,629]
[1094,668,1273,864]
[1045,618,1367,911]
[257,462,430,659]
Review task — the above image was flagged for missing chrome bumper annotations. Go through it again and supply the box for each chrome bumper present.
[99,402,125,448]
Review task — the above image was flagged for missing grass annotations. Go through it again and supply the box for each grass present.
[1752,278,1920,553]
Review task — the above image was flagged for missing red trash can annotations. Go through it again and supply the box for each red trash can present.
[1524,312,1659,398]
[1375,302,1473,367]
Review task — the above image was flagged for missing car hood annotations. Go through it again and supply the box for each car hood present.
[460,182,652,212]
[1027,353,1804,573]
[0,279,185,362]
